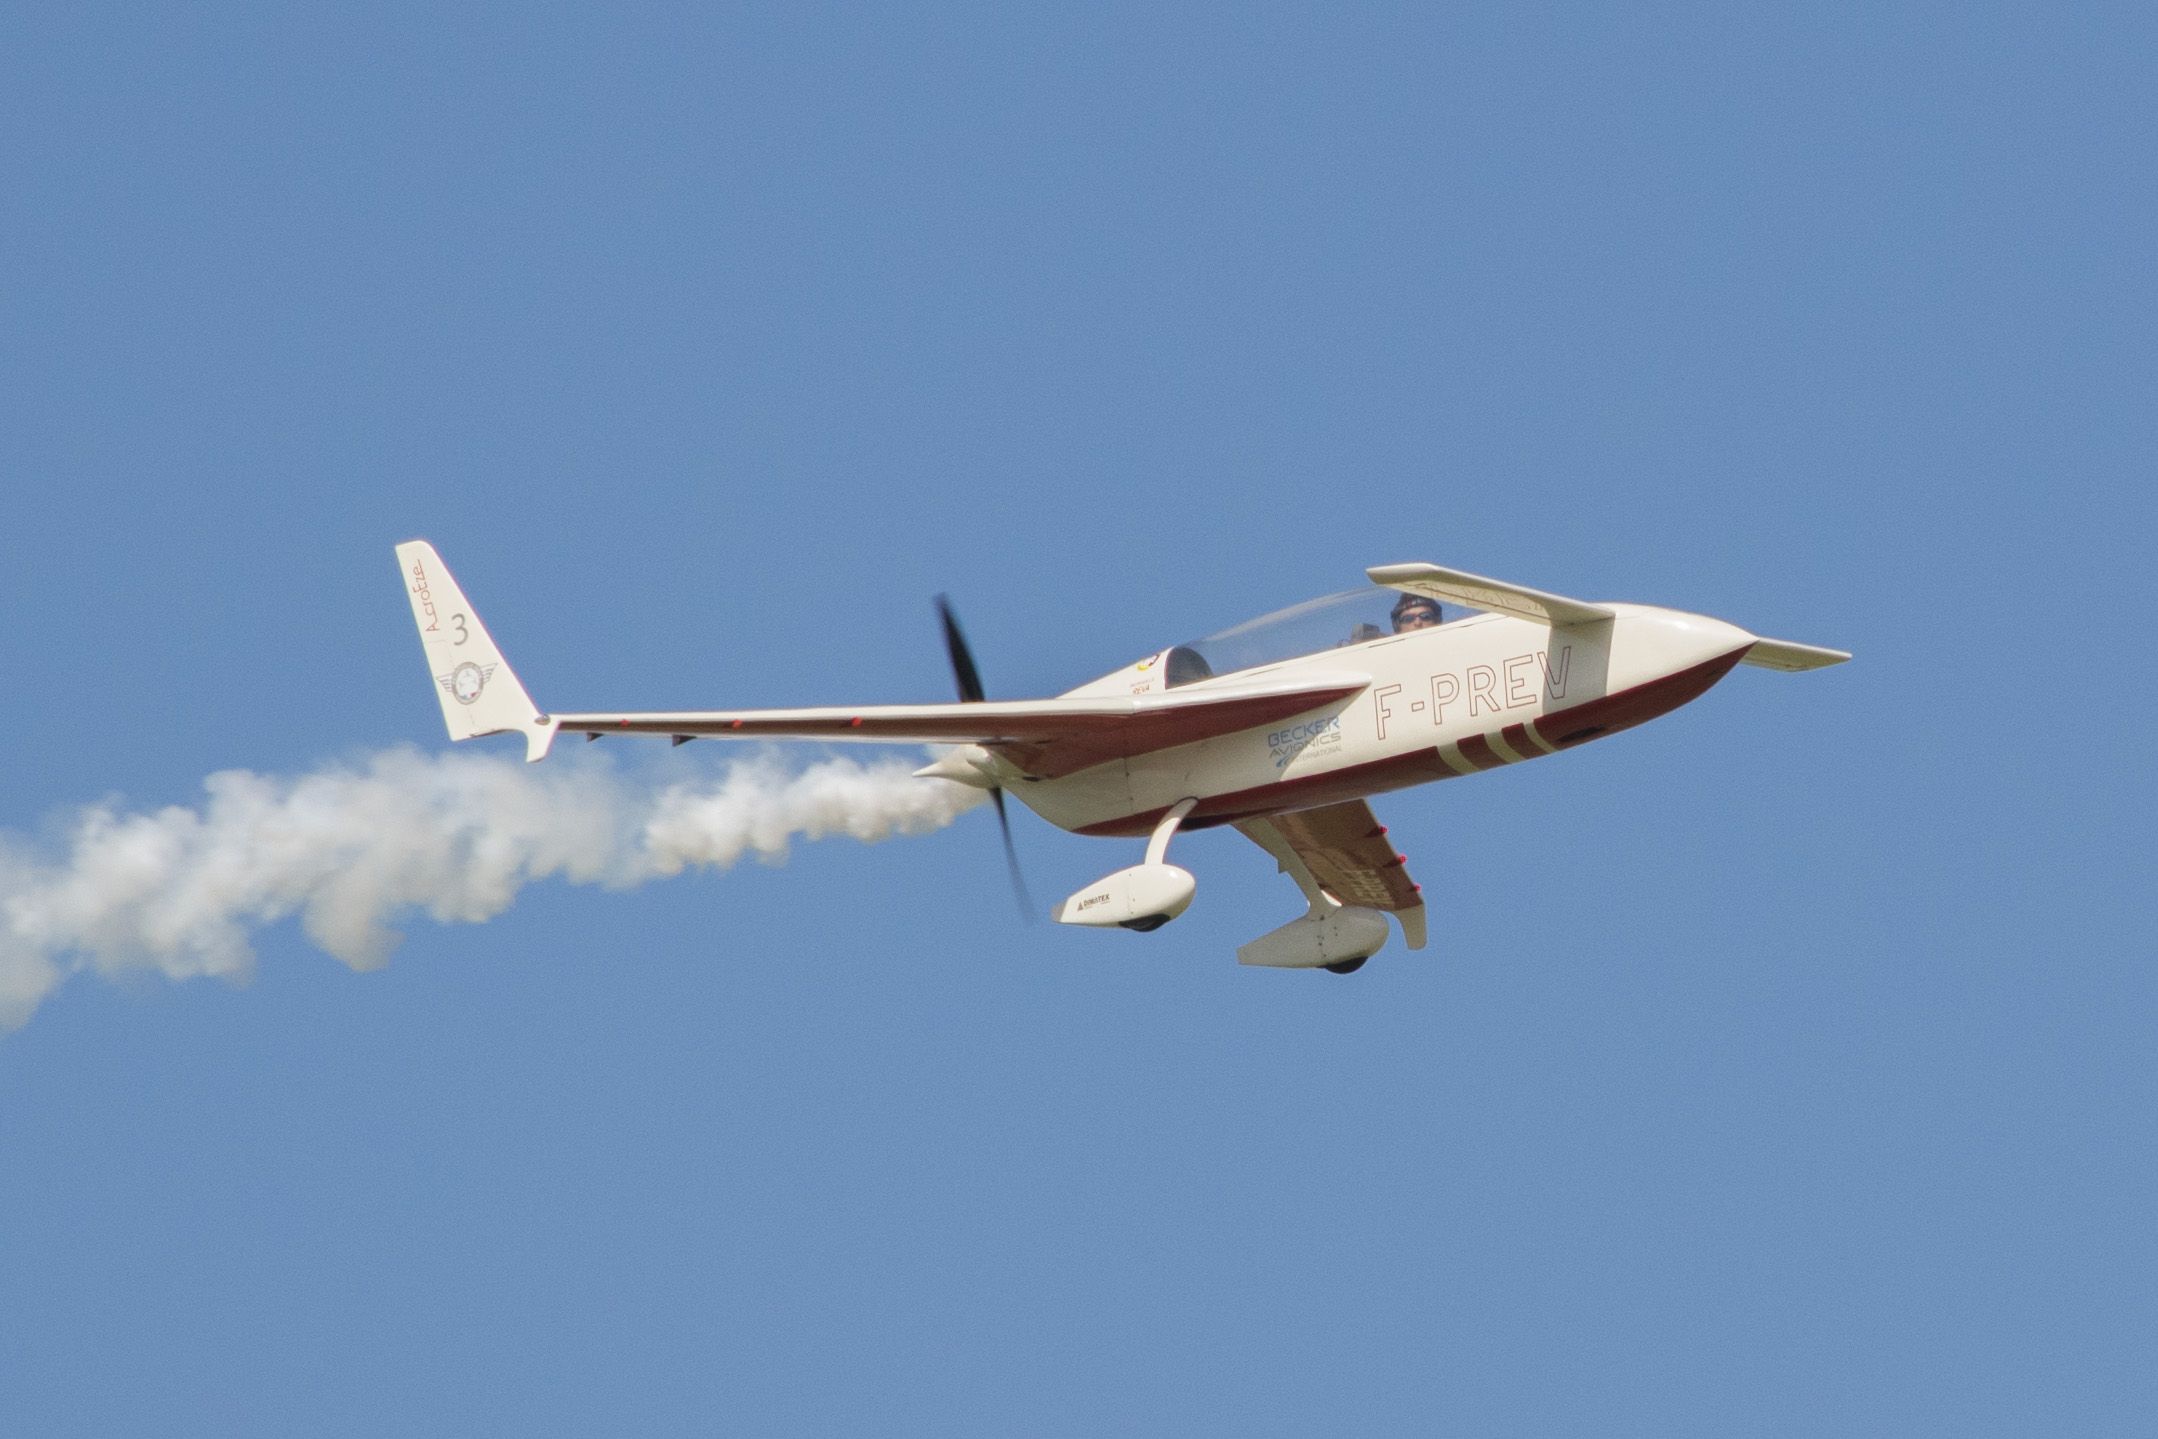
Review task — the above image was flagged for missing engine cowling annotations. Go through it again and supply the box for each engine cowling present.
[1237,905,1391,969]
[1053,864,1197,932]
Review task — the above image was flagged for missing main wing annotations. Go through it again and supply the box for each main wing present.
[552,674,1368,779]
[1236,799,1428,949]
[397,540,1366,773]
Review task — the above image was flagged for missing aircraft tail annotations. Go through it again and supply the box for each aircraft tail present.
[394,540,558,761]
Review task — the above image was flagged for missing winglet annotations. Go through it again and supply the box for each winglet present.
[394,541,557,761]
[1368,563,1614,627]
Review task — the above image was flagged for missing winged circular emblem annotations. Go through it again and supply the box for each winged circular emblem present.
[438,662,497,705]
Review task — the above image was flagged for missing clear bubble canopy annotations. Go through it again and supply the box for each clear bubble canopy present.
[1161,589,1469,688]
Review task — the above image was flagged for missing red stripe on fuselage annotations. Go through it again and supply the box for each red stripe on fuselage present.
[1455,734,1506,771]
[1540,647,1747,748]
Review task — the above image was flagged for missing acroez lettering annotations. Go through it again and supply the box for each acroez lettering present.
[409,558,440,634]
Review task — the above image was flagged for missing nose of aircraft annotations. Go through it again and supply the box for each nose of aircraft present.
[1617,606,1758,678]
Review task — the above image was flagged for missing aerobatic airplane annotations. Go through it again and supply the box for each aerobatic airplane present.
[397,541,1846,973]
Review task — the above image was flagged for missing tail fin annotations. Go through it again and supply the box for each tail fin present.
[394,540,558,761]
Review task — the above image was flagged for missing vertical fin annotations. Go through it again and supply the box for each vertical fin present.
[394,540,557,762]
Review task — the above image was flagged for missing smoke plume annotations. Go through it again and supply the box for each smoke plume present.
[0,747,983,1031]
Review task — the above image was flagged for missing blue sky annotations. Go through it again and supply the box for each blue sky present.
[2,4,2151,1433]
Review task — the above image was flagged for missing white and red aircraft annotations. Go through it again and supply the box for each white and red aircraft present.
[398,541,1846,973]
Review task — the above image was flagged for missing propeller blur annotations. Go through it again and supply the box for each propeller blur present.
[935,594,1034,921]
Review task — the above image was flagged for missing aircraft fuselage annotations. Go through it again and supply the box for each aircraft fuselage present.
[998,604,1756,837]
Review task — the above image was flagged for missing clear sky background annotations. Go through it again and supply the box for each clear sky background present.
[2,4,2151,1434]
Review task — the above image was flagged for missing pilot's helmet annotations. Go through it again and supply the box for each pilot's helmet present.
[1391,594,1443,628]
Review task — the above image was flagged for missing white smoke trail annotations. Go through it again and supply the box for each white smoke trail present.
[0,747,983,1031]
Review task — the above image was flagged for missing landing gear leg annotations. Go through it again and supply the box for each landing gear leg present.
[1144,798,1198,866]
[1117,798,1199,931]
[1234,816,1391,971]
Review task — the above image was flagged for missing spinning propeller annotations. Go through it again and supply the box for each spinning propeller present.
[935,595,1035,919]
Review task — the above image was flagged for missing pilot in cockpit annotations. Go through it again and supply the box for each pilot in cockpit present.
[1390,594,1444,633]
